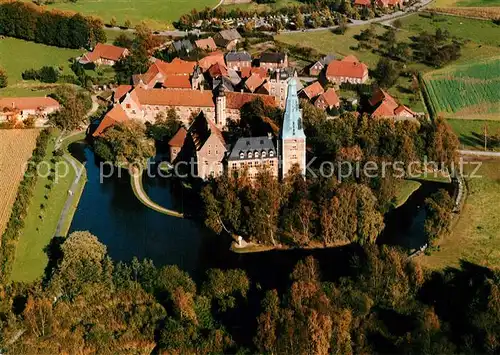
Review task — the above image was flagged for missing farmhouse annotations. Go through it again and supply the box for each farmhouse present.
[194,37,217,51]
[0,97,60,126]
[225,51,252,71]
[79,43,129,66]
[213,29,242,50]
[314,88,340,110]
[259,52,288,70]
[326,55,369,84]
[369,88,416,120]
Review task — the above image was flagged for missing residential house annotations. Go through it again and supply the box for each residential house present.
[198,52,226,72]
[309,54,335,76]
[171,39,194,54]
[225,51,252,71]
[227,136,279,178]
[326,55,369,84]
[259,52,288,70]
[300,81,324,100]
[376,0,403,7]
[369,87,416,120]
[244,73,266,93]
[194,37,217,52]
[240,66,268,79]
[354,0,372,7]
[79,43,129,66]
[315,88,340,110]
[169,112,227,179]
[93,105,129,137]
[213,29,242,50]
[0,97,60,126]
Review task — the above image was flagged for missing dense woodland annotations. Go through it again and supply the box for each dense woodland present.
[0,0,106,48]
[0,231,498,354]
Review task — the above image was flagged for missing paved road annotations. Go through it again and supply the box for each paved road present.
[459,149,500,157]
[131,169,184,218]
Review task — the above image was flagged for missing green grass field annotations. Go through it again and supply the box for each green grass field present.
[28,0,219,29]
[432,0,500,7]
[448,119,500,151]
[394,180,422,208]
[223,0,300,12]
[10,132,77,282]
[418,159,500,269]
[423,58,500,120]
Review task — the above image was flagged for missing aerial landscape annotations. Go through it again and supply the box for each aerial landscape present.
[0,0,499,352]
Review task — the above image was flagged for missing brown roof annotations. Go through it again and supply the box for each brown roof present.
[354,0,371,5]
[195,37,217,51]
[208,62,228,78]
[93,105,129,137]
[302,81,324,100]
[130,87,215,108]
[0,97,59,111]
[189,113,225,151]
[326,56,368,79]
[162,75,192,89]
[245,73,266,93]
[369,87,395,107]
[226,91,276,109]
[370,89,415,118]
[168,126,188,147]
[316,88,339,107]
[114,85,133,102]
[240,67,268,79]
[198,52,226,72]
[82,43,128,63]
[156,58,196,76]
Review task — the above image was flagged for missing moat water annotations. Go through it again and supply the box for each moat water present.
[68,142,454,285]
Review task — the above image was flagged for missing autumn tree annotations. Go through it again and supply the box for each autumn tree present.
[48,86,89,130]
[424,189,454,245]
[0,67,7,88]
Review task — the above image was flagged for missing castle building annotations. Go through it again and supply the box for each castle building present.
[279,79,306,179]
[226,136,279,179]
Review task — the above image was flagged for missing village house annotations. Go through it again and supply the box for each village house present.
[299,81,324,101]
[259,52,288,70]
[314,88,340,110]
[170,39,194,54]
[240,66,268,79]
[326,55,369,84]
[198,52,226,72]
[78,43,129,66]
[116,85,276,129]
[133,58,197,89]
[213,29,242,50]
[354,0,372,7]
[376,0,404,7]
[194,37,217,52]
[244,73,266,93]
[309,55,335,76]
[227,136,279,178]
[225,51,252,71]
[0,97,60,126]
[369,87,416,120]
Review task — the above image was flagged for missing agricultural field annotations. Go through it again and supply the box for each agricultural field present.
[423,58,500,120]
[448,119,500,150]
[432,0,500,7]
[23,0,219,29]
[0,130,40,237]
[418,159,500,269]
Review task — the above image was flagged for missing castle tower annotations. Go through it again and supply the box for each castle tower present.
[279,78,306,179]
[215,85,227,128]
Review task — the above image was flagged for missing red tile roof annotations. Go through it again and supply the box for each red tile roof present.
[326,56,368,79]
[114,85,133,102]
[156,58,196,76]
[0,97,59,111]
[354,0,371,5]
[245,73,266,92]
[130,87,215,108]
[225,92,276,109]
[162,75,192,89]
[302,81,324,99]
[198,52,226,72]
[369,88,396,107]
[208,62,228,78]
[168,126,188,147]
[82,43,128,63]
[195,37,217,51]
[316,88,339,108]
[93,105,129,137]
[370,89,415,118]
[240,66,268,79]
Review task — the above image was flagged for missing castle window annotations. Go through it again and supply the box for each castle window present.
[270,160,274,166]
[247,151,253,158]
[248,161,253,167]
[269,150,274,157]
[239,152,244,159]
[232,163,237,168]
[254,151,259,158]
[262,151,267,158]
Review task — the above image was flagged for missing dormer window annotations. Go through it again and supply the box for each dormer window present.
[254,151,260,158]
[269,150,274,157]
[247,151,253,159]
[239,152,245,159]
[261,150,267,158]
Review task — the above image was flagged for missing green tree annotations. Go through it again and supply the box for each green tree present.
[48,86,89,130]
[147,109,182,142]
[373,58,402,89]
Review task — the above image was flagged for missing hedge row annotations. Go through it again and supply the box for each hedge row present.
[0,0,106,49]
[0,129,52,283]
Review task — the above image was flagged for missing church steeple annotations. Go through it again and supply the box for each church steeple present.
[280,78,305,140]
[279,78,307,179]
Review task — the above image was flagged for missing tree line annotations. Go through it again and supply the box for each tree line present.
[1,230,498,354]
[0,0,106,48]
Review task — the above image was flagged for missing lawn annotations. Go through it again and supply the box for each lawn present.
[417,159,500,269]
[29,0,219,30]
[394,180,422,208]
[423,57,500,120]
[10,132,77,282]
[223,0,300,12]
[448,119,500,151]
